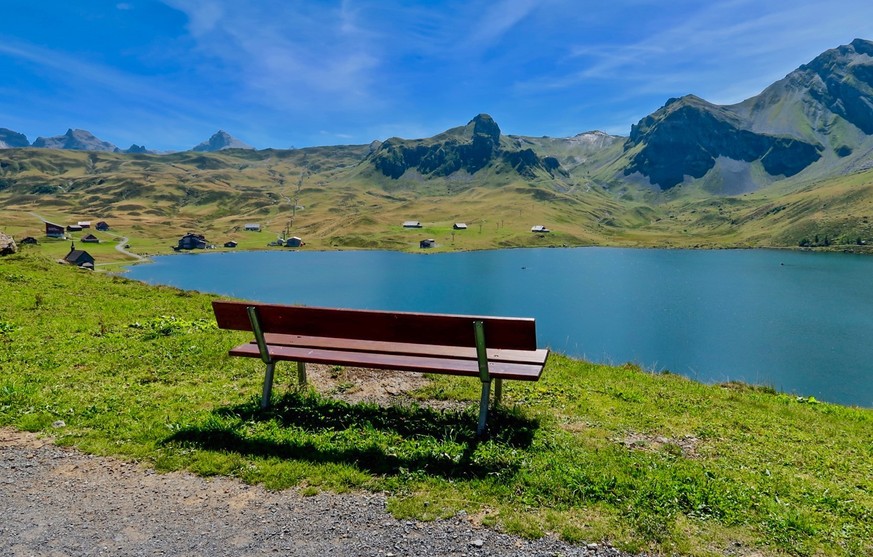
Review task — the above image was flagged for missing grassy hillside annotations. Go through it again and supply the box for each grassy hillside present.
[1,252,871,556]
[637,169,873,249]
[3,147,873,264]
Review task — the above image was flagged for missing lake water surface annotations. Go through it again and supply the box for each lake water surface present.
[125,247,873,407]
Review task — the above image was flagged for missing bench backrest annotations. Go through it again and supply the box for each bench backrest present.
[212,300,539,351]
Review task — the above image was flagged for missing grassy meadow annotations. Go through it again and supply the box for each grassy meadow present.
[1,252,871,556]
[4,147,873,263]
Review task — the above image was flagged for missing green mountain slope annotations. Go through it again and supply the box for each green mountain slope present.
[3,40,873,256]
[620,39,873,193]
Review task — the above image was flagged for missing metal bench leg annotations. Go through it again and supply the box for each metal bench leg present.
[247,306,276,409]
[473,320,491,437]
[477,379,491,437]
[297,361,307,387]
[494,378,503,405]
[261,362,276,409]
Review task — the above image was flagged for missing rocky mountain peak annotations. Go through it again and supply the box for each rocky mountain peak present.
[122,144,150,154]
[368,114,559,180]
[566,130,622,150]
[616,37,873,192]
[780,38,873,134]
[467,113,501,145]
[624,93,821,190]
[32,129,117,152]
[192,130,254,152]
[0,128,30,148]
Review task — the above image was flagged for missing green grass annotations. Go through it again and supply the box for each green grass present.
[4,147,873,259]
[1,252,871,556]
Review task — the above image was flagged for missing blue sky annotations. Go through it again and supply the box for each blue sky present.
[1,1,871,152]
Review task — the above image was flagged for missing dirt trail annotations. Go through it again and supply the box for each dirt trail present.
[0,367,634,556]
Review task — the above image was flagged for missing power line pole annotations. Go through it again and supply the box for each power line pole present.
[290,172,307,230]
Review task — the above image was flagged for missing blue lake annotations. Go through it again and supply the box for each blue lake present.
[125,247,873,408]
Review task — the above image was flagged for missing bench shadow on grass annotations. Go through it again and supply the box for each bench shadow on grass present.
[165,391,539,479]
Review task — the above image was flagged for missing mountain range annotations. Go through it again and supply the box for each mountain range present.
[0,128,253,154]
[5,39,873,193]
[2,39,873,252]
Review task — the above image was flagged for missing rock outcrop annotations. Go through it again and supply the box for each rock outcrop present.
[369,114,560,179]
[32,129,118,152]
[624,96,822,189]
[761,38,873,136]
[192,131,254,152]
[623,38,873,190]
[0,128,30,148]
[0,232,17,255]
[122,144,151,154]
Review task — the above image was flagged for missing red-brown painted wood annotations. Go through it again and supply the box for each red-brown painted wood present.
[227,342,545,381]
[213,300,548,384]
[212,300,538,351]
[259,334,549,365]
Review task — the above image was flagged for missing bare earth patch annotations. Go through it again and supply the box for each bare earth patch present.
[617,432,701,458]
[296,363,469,412]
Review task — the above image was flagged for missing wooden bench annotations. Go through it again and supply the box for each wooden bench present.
[212,300,549,435]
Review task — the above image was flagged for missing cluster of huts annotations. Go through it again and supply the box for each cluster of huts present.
[174,225,305,251]
[402,221,470,230]
[406,220,550,249]
[276,237,304,248]
[39,220,111,270]
[44,220,110,242]
[405,221,466,250]
[6,230,96,269]
[178,220,548,253]
[44,222,105,246]
[37,216,550,264]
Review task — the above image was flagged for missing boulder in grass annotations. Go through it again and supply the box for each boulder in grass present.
[0,232,17,255]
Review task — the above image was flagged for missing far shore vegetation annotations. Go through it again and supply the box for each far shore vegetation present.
[1,252,870,557]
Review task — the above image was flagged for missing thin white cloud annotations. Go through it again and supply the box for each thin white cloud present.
[0,41,160,99]
[159,1,384,111]
[467,0,544,47]
[163,0,224,36]
[517,0,873,104]
[3,0,871,149]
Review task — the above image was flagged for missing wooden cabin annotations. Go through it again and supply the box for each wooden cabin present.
[175,233,208,250]
[45,222,65,238]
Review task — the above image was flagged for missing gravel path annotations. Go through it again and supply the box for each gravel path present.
[1,428,641,557]
[110,235,148,262]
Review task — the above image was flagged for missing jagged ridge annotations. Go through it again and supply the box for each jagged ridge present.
[368,114,560,179]
[32,129,118,152]
[623,38,873,190]
[624,96,823,189]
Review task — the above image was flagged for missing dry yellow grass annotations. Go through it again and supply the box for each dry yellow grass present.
[3,147,873,262]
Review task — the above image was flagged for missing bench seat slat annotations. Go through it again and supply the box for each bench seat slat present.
[228,342,545,381]
[260,333,549,366]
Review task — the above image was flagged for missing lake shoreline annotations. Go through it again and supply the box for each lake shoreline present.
[113,240,873,273]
